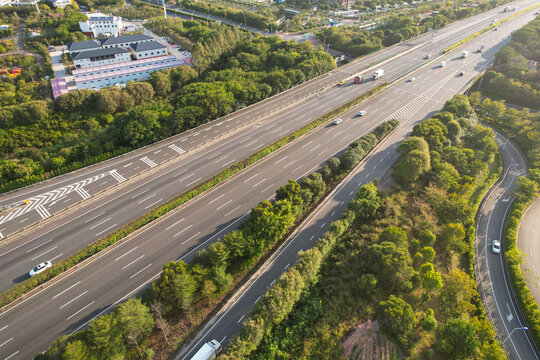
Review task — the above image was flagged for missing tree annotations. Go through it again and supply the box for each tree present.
[411,118,448,152]
[439,223,466,255]
[207,241,230,270]
[515,177,539,203]
[419,246,435,263]
[173,271,198,316]
[437,318,480,359]
[421,308,437,332]
[419,229,436,247]
[347,183,380,219]
[301,172,326,200]
[116,298,155,356]
[394,149,431,185]
[212,265,233,294]
[63,340,93,360]
[438,270,476,321]
[379,226,407,247]
[149,71,171,96]
[377,295,417,347]
[326,157,341,175]
[420,263,443,291]
[150,302,170,345]
[87,314,125,359]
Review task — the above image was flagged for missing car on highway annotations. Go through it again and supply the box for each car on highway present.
[29,261,52,277]
[439,61,446,67]
[492,240,501,254]
[494,27,499,31]
[337,80,347,86]
[357,110,367,116]
[424,54,431,59]
[333,118,343,125]
[458,71,465,76]
[408,76,416,82]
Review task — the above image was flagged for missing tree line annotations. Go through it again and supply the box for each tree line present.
[479,16,540,109]
[0,22,335,192]
[223,94,505,359]
[37,120,397,359]
[320,0,516,57]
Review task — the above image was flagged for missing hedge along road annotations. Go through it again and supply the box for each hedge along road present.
[0,1,534,301]
[0,7,534,357]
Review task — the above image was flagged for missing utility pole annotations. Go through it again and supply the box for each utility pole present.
[34,0,41,14]
[162,0,167,19]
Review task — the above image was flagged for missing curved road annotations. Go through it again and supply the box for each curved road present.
[0,0,536,296]
[475,133,539,360]
[0,4,534,358]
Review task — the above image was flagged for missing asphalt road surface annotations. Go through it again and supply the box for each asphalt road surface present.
[0,3,537,359]
[475,133,539,360]
[517,198,540,304]
[0,1,536,297]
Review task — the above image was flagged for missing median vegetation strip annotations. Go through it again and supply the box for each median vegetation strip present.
[443,4,540,54]
[222,94,505,359]
[37,120,398,359]
[0,83,389,310]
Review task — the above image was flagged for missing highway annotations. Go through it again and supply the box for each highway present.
[517,198,540,303]
[475,132,539,360]
[177,12,540,360]
[0,3,537,358]
[0,1,536,296]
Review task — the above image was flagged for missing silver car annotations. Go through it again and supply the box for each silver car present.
[29,261,52,277]
[492,240,501,254]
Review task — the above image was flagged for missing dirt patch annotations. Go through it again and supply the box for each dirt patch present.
[342,320,401,360]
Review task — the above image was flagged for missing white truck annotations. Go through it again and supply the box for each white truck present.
[461,51,469,58]
[191,340,222,360]
[372,69,384,80]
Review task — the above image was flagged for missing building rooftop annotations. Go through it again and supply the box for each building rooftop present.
[72,47,129,60]
[67,40,101,52]
[89,16,117,22]
[75,60,184,83]
[131,41,166,52]
[100,34,152,46]
[72,55,178,76]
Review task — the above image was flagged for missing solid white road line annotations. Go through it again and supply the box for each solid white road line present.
[122,255,145,270]
[59,291,88,309]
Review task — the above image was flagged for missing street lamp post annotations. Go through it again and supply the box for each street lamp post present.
[503,327,528,345]
[320,33,327,52]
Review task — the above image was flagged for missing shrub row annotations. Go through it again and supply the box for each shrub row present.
[0,84,390,310]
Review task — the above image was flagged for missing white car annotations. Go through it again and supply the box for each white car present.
[333,118,343,125]
[439,61,446,67]
[29,261,52,277]
[492,240,501,254]
[357,110,367,116]
[424,54,431,59]
[408,77,415,82]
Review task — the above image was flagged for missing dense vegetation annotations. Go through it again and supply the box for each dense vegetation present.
[469,15,540,349]
[0,22,335,192]
[479,16,540,109]
[25,6,88,45]
[37,120,397,359]
[321,0,514,57]
[223,95,505,359]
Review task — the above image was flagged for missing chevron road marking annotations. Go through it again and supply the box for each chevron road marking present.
[109,170,126,183]
[35,205,51,220]
[75,187,91,200]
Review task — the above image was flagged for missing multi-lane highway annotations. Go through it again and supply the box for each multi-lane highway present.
[475,132,539,360]
[0,2,537,358]
[0,1,537,299]
[177,13,540,360]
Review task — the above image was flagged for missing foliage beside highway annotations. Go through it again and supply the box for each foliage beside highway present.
[468,15,540,349]
[222,95,506,359]
[320,0,517,58]
[477,16,540,109]
[0,24,335,192]
[35,119,398,359]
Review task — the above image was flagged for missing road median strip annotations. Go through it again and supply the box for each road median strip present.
[0,82,389,311]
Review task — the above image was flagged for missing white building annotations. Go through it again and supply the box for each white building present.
[130,41,167,60]
[11,0,38,5]
[74,56,184,90]
[100,34,153,49]
[0,0,11,7]
[51,0,72,8]
[79,13,124,38]
[72,47,131,69]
